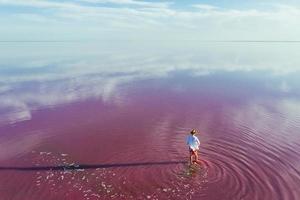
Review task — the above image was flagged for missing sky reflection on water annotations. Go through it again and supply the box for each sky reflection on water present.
[0,42,300,125]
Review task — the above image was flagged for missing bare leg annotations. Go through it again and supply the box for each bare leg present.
[189,152,193,165]
[193,151,201,165]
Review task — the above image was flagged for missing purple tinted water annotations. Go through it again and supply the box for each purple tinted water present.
[0,43,300,200]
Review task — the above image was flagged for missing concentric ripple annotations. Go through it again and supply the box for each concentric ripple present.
[196,120,300,200]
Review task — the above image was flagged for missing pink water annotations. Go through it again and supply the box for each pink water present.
[0,43,300,200]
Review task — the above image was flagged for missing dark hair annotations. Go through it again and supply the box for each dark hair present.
[190,129,196,135]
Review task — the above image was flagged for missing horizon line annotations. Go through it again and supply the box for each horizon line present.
[1,40,300,43]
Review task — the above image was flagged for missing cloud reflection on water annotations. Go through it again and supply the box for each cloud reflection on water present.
[0,42,300,125]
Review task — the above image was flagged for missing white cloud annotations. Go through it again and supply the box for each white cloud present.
[0,98,32,125]
[0,85,11,93]
[192,4,219,11]
[279,81,291,93]
[1,1,300,40]
[79,0,172,8]
[0,0,82,10]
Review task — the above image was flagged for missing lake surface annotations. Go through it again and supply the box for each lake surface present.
[0,42,300,200]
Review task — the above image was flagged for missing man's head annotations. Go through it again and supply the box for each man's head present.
[190,129,197,135]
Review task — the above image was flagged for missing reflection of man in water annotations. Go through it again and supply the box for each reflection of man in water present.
[186,129,201,165]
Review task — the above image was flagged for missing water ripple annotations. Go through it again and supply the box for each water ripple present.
[198,121,299,200]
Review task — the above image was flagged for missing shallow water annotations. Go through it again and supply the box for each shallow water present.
[0,42,300,200]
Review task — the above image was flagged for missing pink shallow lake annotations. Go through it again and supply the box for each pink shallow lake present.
[0,42,300,200]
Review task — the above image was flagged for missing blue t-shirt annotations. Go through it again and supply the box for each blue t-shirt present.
[186,135,200,151]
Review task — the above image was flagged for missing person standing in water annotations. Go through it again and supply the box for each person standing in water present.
[186,129,201,165]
